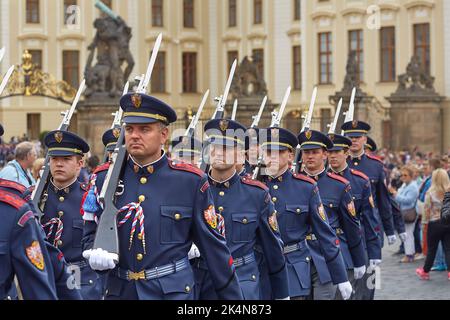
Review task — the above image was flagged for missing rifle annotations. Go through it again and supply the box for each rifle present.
[250,96,267,129]
[0,65,15,96]
[293,86,317,174]
[0,47,5,64]
[328,98,342,135]
[31,79,86,219]
[102,81,129,163]
[200,59,237,172]
[185,89,209,138]
[252,87,291,180]
[231,99,238,121]
[93,34,163,257]
[341,87,356,135]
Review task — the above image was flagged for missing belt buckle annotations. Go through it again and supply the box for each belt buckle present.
[128,270,146,281]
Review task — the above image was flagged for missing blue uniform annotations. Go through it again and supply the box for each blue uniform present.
[83,155,243,300]
[347,153,396,238]
[263,170,348,297]
[335,168,381,261]
[0,189,57,300]
[0,179,82,300]
[304,170,366,279]
[41,179,102,300]
[193,172,288,300]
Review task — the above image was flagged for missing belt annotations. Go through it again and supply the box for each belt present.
[115,257,189,281]
[306,233,317,241]
[283,240,307,254]
[68,260,89,269]
[233,253,255,268]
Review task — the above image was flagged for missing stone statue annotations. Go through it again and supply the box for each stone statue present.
[84,14,134,98]
[230,56,268,99]
[393,55,437,97]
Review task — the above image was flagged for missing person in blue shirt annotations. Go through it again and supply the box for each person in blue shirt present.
[82,93,243,300]
[0,141,37,187]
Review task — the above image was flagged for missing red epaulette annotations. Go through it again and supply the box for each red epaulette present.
[327,172,350,185]
[293,173,316,185]
[93,162,110,175]
[241,176,269,191]
[0,190,27,209]
[366,154,383,164]
[350,169,369,181]
[168,160,204,177]
[0,178,26,194]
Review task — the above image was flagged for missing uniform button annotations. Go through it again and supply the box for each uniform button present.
[59,196,65,202]
[185,285,191,293]
[273,185,279,190]
[353,197,356,200]
[138,195,146,203]
[89,280,94,284]
[58,211,64,217]
[296,208,301,214]
[272,197,277,202]
[329,204,333,208]
[219,191,225,196]
[242,218,248,224]
[140,177,147,184]
[138,234,143,240]
[251,274,256,281]
[136,254,143,261]
[306,257,310,262]
[218,206,224,212]
[174,213,181,220]
[354,162,359,166]
[57,240,63,246]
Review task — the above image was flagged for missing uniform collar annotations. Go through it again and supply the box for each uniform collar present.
[329,164,349,176]
[128,150,167,175]
[237,166,246,177]
[208,170,239,188]
[267,168,290,182]
[303,167,326,181]
[350,150,365,161]
[50,177,78,195]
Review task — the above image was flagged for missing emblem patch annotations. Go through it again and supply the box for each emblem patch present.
[347,201,356,217]
[112,128,121,139]
[26,241,45,271]
[204,205,217,229]
[268,212,279,232]
[131,94,142,108]
[352,120,358,129]
[318,204,327,221]
[305,130,312,140]
[54,131,63,144]
[219,120,229,132]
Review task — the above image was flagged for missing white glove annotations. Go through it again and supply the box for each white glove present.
[82,248,118,271]
[188,244,201,260]
[399,232,407,242]
[276,297,290,300]
[387,234,397,245]
[353,265,366,280]
[337,281,353,300]
[368,259,382,273]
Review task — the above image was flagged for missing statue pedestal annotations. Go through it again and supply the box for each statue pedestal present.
[77,100,118,158]
[386,98,443,154]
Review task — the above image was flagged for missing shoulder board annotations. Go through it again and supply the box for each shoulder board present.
[241,176,269,191]
[350,169,369,181]
[0,190,27,209]
[93,162,110,174]
[0,178,26,194]
[168,160,204,177]
[327,172,350,185]
[366,154,383,164]
[293,173,316,185]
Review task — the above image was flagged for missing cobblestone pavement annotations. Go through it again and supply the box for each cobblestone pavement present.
[374,239,450,300]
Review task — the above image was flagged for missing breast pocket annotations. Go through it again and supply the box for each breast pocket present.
[285,204,309,232]
[321,199,339,226]
[160,206,193,244]
[72,219,83,248]
[231,213,258,243]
